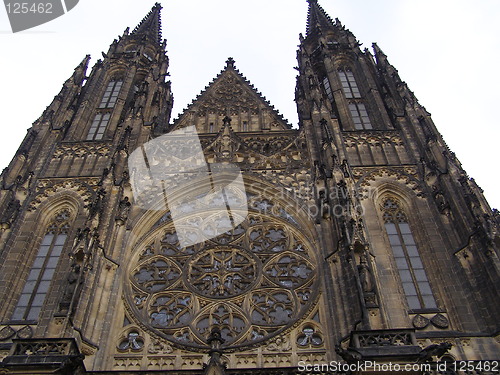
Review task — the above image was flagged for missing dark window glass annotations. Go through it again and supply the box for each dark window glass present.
[383,199,437,310]
[12,212,70,321]
[322,76,334,102]
[338,70,361,98]
[348,103,372,130]
[87,113,111,141]
[99,80,123,108]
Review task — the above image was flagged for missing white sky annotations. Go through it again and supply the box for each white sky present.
[0,0,498,209]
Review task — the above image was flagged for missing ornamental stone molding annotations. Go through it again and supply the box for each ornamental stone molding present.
[352,167,424,200]
[51,143,111,159]
[28,179,98,211]
[123,196,319,351]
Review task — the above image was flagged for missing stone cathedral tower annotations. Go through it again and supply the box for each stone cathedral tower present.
[0,1,498,374]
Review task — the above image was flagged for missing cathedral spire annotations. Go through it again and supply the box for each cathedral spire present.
[131,3,163,44]
[306,0,335,36]
[70,54,90,86]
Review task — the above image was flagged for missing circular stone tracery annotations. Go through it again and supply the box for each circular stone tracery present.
[187,247,259,298]
[125,205,319,350]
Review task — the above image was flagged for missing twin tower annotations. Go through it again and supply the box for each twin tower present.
[0,2,498,373]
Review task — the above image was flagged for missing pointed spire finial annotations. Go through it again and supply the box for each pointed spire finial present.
[306,0,335,36]
[204,326,226,375]
[222,116,232,127]
[71,54,91,85]
[372,42,389,65]
[131,3,163,45]
[225,57,235,69]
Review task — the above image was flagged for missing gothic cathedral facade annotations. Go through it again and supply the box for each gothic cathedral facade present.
[0,2,498,374]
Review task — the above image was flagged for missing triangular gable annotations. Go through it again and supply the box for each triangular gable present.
[171,58,291,134]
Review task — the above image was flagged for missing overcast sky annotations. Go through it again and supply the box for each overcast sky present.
[0,0,498,209]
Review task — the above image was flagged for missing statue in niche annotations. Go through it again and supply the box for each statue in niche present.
[116,197,131,225]
[59,263,83,314]
[0,197,20,229]
[358,254,374,293]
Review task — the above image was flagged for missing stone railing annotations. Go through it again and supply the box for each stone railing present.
[347,329,421,360]
[2,338,83,369]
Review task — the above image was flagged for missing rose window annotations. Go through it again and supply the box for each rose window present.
[125,201,319,350]
[188,247,258,298]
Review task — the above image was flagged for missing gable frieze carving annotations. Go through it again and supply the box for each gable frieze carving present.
[352,166,424,200]
[52,143,112,159]
[343,130,404,147]
[197,74,260,116]
[28,178,99,211]
[201,129,308,162]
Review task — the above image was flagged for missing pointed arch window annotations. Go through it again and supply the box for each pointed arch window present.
[348,103,372,130]
[382,198,437,310]
[99,80,123,109]
[338,69,361,98]
[87,113,110,141]
[12,210,71,321]
[322,76,334,102]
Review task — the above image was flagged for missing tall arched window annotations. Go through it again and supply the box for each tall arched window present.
[11,209,71,321]
[99,80,123,109]
[86,79,123,141]
[348,102,372,130]
[338,69,361,98]
[382,198,437,310]
[86,113,111,141]
[338,68,372,130]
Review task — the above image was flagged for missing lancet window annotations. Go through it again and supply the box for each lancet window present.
[12,210,71,321]
[382,198,437,310]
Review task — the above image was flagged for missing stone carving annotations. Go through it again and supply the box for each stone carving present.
[0,326,16,341]
[432,186,451,216]
[148,339,174,354]
[417,342,452,362]
[16,325,33,339]
[116,197,131,225]
[52,143,110,159]
[243,135,297,157]
[211,117,241,161]
[59,263,83,314]
[197,74,260,116]
[125,201,319,351]
[266,336,292,352]
[430,313,449,329]
[335,345,362,362]
[13,339,77,356]
[188,248,258,297]
[297,326,323,348]
[412,314,430,330]
[88,188,106,220]
[358,254,374,293]
[28,179,97,211]
[356,331,413,347]
[0,197,20,229]
[118,331,145,352]
[354,167,424,200]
